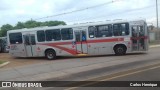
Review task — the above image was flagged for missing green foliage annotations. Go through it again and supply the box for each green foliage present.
[0,31,2,37]
[14,22,25,29]
[0,20,66,37]
[44,21,66,26]
[0,24,14,37]
[0,61,4,64]
[23,20,66,28]
[24,20,39,28]
[0,61,6,64]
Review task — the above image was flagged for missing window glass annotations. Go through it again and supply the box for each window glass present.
[9,32,22,44]
[88,26,96,38]
[31,35,36,45]
[82,31,86,41]
[37,30,45,42]
[132,26,137,37]
[113,24,122,36]
[113,23,129,36]
[123,23,129,35]
[138,26,144,36]
[61,28,73,40]
[75,31,81,42]
[95,25,112,37]
[45,29,61,41]
[24,35,30,45]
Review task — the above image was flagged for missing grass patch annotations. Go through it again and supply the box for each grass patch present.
[0,61,5,64]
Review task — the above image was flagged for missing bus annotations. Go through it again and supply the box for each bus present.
[7,20,149,60]
[0,37,9,53]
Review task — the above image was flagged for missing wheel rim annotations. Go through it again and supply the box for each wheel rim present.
[47,52,54,59]
[117,47,124,54]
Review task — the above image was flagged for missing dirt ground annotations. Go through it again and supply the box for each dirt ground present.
[0,53,48,69]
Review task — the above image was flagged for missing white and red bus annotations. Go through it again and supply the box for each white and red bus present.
[7,20,149,60]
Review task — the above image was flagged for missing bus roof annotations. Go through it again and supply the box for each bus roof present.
[7,19,146,33]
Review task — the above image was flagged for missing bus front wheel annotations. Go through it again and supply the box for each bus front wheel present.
[114,45,126,55]
[45,50,56,60]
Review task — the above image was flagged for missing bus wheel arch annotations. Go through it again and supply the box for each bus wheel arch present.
[113,44,127,55]
[45,48,56,60]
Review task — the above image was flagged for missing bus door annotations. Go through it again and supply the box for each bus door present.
[131,26,145,51]
[23,33,36,57]
[74,30,88,54]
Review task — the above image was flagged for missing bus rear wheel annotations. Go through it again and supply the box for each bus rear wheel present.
[114,46,126,55]
[45,50,56,60]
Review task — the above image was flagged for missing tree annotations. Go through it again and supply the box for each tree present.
[0,24,13,36]
[14,22,25,29]
[24,20,40,28]
[0,20,67,36]
[24,20,66,28]
[45,21,66,26]
[0,31,2,37]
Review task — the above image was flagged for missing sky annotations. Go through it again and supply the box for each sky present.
[0,0,160,27]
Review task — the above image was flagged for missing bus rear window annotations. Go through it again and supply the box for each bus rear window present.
[9,32,22,44]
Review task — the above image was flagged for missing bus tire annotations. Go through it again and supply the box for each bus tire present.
[45,49,56,60]
[114,45,126,55]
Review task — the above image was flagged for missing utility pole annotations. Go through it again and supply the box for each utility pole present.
[156,0,160,41]
[156,0,159,30]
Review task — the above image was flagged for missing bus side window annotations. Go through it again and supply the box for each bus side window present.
[37,30,45,42]
[121,23,129,35]
[113,23,129,36]
[95,25,112,37]
[45,29,61,41]
[88,26,96,38]
[61,28,73,40]
[113,24,122,36]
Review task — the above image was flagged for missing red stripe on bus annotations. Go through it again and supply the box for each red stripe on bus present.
[76,42,88,44]
[45,42,72,45]
[53,45,78,55]
[131,36,148,40]
[87,38,124,43]
[38,38,125,55]
[42,44,79,55]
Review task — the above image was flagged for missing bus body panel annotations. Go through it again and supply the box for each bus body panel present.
[7,20,149,58]
[9,44,27,57]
